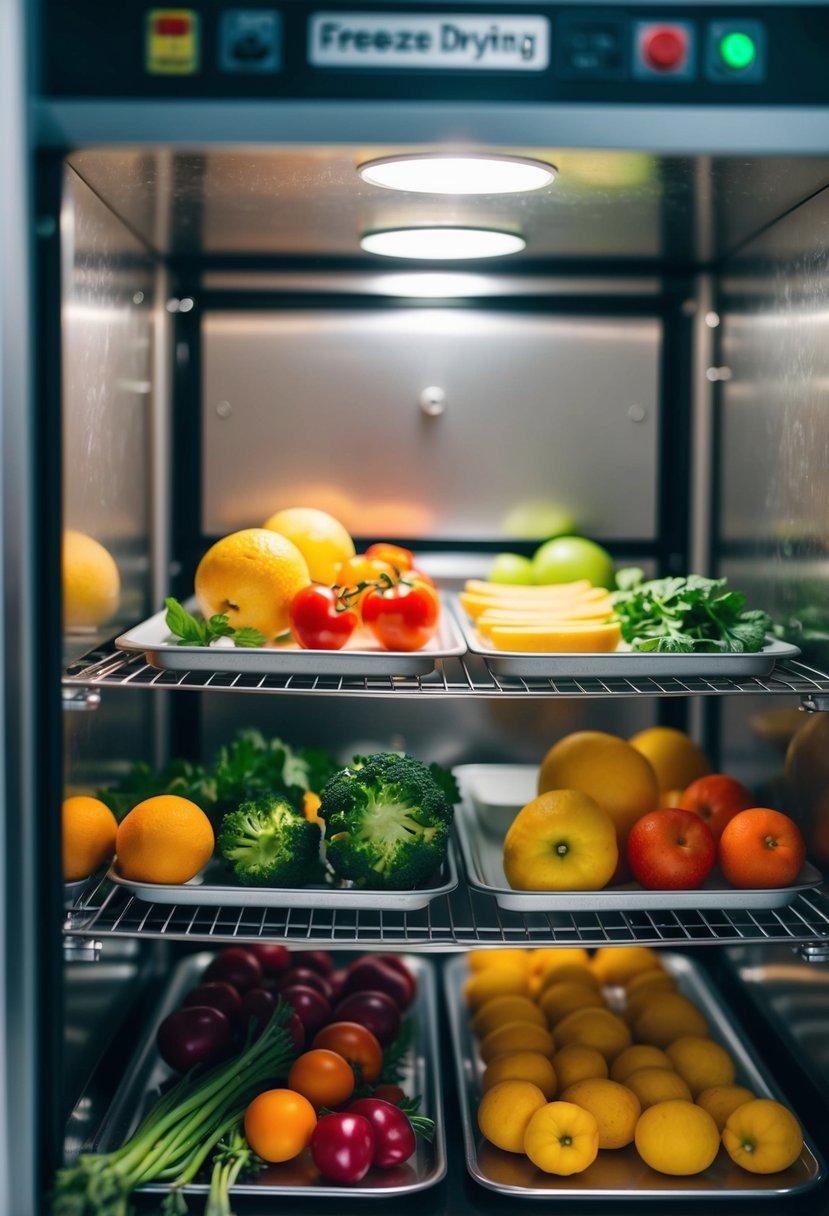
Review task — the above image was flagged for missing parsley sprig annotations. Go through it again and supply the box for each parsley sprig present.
[611,571,772,654]
[164,597,267,648]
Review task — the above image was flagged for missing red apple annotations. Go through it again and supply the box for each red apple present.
[627,808,717,890]
[679,773,754,841]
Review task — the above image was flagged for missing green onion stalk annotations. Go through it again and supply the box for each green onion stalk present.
[52,1003,296,1216]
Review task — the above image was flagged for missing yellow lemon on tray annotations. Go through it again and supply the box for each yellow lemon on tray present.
[625,1067,692,1110]
[561,1078,641,1150]
[611,1045,675,1084]
[194,528,310,642]
[553,1007,632,1061]
[503,790,618,891]
[552,1044,609,1089]
[483,1051,558,1100]
[479,1020,556,1064]
[635,1099,720,1175]
[63,529,120,629]
[523,1101,600,1175]
[477,1080,547,1153]
[628,726,712,795]
[722,1099,803,1174]
[665,1036,736,1097]
[472,995,547,1040]
[62,795,118,881]
[696,1085,756,1132]
[263,506,355,584]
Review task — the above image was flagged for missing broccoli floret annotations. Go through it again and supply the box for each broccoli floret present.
[218,797,322,887]
[319,753,453,890]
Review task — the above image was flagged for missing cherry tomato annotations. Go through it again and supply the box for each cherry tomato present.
[288,1049,355,1109]
[347,1098,417,1168]
[244,1088,317,1163]
[373,1083,406,1106]
[290,585,358,650]
[361,580,440,652]
[364,543,415,572]
[336,554,395,587]
[310,1112,375,1184]
[312,1021,384,1084]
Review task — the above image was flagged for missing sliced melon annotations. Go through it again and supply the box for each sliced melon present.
[486,621,622,653]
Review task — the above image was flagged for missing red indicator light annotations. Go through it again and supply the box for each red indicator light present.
[154,15,190,36]
[641,26,688,71]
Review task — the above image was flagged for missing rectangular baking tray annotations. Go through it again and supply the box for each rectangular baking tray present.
[107,837,459,911]
[443,951,826,1200]
[450,595,800,678]
[116,595,466,676]
[453,765,823,912]
[89,951,446,1199]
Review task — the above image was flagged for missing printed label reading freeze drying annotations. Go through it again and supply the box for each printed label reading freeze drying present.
[308,13,550,70]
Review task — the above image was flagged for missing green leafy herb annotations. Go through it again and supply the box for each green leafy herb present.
[380,1019,414,1085]
[396,1096,436,1144]
[611,571,772,654]
[164,598,266,649]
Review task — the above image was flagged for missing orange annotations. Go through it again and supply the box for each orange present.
[116,795,214,884]
[479,1021,555,1064]
[523,1101,600,1175]
[591,946,663,987]
[722,1099,803,1173]
[629,992,708,1048]
[610,1045,674,1084]
[628,727,711,795]
[561,1078,641,1149]
[194,528,310,642]
[665,1036,736,1097]
[635,1100,719,1175]
[537,731,659,847]
[62,529,120,629]
[552,1044,608,1089]
[483,1051,558,1100]
[696,1085,756,1132]
[625,1067,692,1110]
[263,507,355,584]
[718,808,807,888]
[554,1007,631,1061]
[244,1089,317,1163]
[472,995,547,1040]
[503,790,618,891]
[477,1080,547,1153]
[62,795,118,881]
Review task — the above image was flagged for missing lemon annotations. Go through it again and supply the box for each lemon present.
[554,1007,631,1061]
[539,981,606,1027]
[479,1020,555,1064]
[628,726,711,795]
[630,992,708,1048]
[635,1100,720,1175]
[523,1101,600,1175]
[195,528,310,641]
[483,1051,558,1100]
[468,949,530,974]
[665,1036,736,1097]
[62,796,118,881]
[561,1078,641,1149]
[477,1081,547,1153]
[624,970,677,1001]
[63,529,120,629]
[263,507,355,584]
[610,1045,674,1084]
[696,1085,756,1132]
[722,1099,803,1174]
[464,966,532,1010]
[472,996,547,1040]
[625,1067,692,1110]
[552,1044,609,1089]
[591,946,663,987]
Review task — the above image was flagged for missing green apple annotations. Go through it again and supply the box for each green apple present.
[502,502,576,540]
[488,553,535,585]
[532,536,615,590]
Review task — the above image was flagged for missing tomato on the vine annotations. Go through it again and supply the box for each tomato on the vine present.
[364,543,415,572]
[290,584,358,650]
[335,554,396,617]
[361,579,440,652]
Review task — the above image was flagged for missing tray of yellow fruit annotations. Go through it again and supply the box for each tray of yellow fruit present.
[453,765,823,912]
[451,581,799,677]
[444,947,825,1200]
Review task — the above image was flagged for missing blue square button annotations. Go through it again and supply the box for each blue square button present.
[220,10,281,73]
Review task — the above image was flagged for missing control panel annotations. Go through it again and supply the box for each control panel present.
[42,4,829,103]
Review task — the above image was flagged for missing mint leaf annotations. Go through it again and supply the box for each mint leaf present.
[208,614,235,638]
[165,597,208,645]
[233,627,267,648]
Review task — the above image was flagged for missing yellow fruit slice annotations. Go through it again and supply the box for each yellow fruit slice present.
[459,588,608,620]
[476,606,616,638]
[487,621,622,653]
[464,578,593,598]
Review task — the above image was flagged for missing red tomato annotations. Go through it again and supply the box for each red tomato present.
[312,1021,384,1084]
[288,1048,355,1109]
[679,773,755,841]
[626,808,716,890]
[347,1098,416,1168]
[365,543,415,572]
[361,580,440,652]
[290,585,358,650]
[310,1112,375,1184]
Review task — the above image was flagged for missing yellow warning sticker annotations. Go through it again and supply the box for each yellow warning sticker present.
[146,9,200,75]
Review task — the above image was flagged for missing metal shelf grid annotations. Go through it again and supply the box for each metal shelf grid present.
[63,647,829,702]
[65,871,829,951]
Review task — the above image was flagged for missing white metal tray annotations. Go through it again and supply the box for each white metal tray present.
[107,838,459,911]
[116,595,466,676]
[454,765,823,912]
[90,951,446,1199]
[450,595,800,678]
[444,951,826,1201]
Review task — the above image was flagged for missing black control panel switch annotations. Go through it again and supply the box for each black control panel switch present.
[556,17,627,80]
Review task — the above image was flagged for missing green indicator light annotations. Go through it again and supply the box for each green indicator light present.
[719,31,757,70]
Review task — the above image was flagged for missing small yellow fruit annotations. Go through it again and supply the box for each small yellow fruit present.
[538,964,600,993]
[62,796,118,881]
[483,1052,558,1100]
[625,1067,692,1110]
[479,1020,556,1064]
[552,1044,609,1089]
[62,529,120,629]
[469,950,530,974]
[529,947,591,978]
[696,1085,756,1132]
[591,946,663,987]
[116,795,215,885]
[503,790,618,891]
[610,1045,674,1084]
[561,1078,641,1149]
[523,1101,600,1175]
[464,966,532,1011]
[472,995,547,1040]
[722,1099,803,1174]
[194,528,310,641]
[554,1007,631,1061]
[263,506,355,584]
[624,970,677,1001]
[665,1036,736,1097]
[477,1081,547,1153]
[628,726,712,795]
[630,992,708,1048]
[539,982,606,1027]
[635,1100,720,1175]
